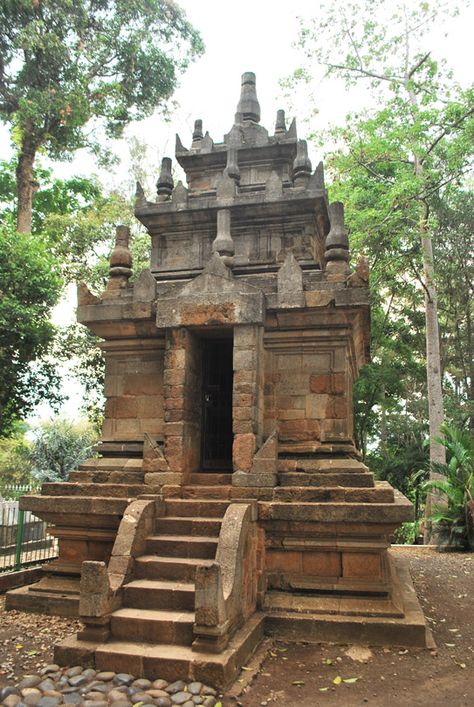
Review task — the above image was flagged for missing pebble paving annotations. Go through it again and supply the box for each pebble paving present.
[0,666,220,707]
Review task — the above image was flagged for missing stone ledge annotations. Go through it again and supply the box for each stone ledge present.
[264,554,431,648]
[258,498,413,524]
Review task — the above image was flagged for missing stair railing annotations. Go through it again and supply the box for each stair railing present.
[77,496,162,642]
[192,502,260,653]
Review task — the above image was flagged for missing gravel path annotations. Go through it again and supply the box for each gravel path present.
[0,667,220,706]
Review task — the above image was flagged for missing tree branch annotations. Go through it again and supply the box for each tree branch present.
[324,62,404,84]
[408,52,431,79]
[422,106,474,162]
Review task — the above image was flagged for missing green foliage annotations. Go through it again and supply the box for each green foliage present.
[423,424,474,549]
[30,417,98,482]
[0,422,33,488]
[0,0,204,154]
[288,0,474,491]
[433,186,474,428]
[393,520,423,545]
[55,324,106,432]
[0,221,63,435]
[0,158,102,234]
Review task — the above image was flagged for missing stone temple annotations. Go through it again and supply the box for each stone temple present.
[7,72,429,687]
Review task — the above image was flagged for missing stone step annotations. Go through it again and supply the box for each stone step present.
[110,607,194,645]
[278,459,369,474]
[265,609,428,648]
[123,579,195,611]
[41,482,152,498]
[165,499,230,518]
[264,590,403,618]
[189,473,233,485]
[278,472,374,488]
[91,612,265,689]
[79,457,142,471]
[145,534,218,559]
[182,485,233,499]
[273,485,394,503]
[68,470,145,484]
[155,516,222,536]
[135,556,214,582]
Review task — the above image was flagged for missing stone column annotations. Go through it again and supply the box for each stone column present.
[232,324,265,484]
[163,328,202,479]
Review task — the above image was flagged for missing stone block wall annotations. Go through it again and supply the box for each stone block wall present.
[264,329,353,448]
[102,339,165,441]
[232,325,264,473]
[163,329,202,476]
[264,523,391,595]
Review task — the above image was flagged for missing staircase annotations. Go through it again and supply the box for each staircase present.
[86,473,264,686]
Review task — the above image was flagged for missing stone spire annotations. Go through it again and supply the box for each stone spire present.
[192,119,203,148]
[104,225,133,296]
[235,72,261,124]
[292,140,312,186]
[156,157,173,198]
[274,109,286,135]
[325,202,350,274]
[193,119,203,141]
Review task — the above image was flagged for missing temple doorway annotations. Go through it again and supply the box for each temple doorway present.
[201,336,233,470]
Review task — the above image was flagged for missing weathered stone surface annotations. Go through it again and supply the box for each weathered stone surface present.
[232,433,256,472]
[9,70,421,692]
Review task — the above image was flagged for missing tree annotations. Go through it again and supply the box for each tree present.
[0,0,203,232]
[433,186,474,430]
[30,417,98,482]
[0,220,62,436]
[423,424,474,549]
[0,422,34,490]
[290,0,474,496]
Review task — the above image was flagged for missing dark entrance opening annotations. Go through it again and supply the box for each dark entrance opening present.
[201,337,233,470]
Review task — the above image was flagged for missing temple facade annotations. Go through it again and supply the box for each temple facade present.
[7,73,429,687]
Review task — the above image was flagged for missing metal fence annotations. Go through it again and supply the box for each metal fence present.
[0,486,58,574]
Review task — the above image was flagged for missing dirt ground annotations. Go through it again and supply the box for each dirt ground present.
[231,547,474,707]
[0,547,473,706]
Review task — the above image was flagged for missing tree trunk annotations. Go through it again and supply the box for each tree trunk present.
[420,210,446,541]
[16,135,38,233]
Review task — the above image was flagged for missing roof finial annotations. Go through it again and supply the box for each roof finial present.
[292,140,312,186]
[192,119,203,145]
[275,109,286,135]
[104,225,133,297]
[325,202,350,274]
[235,72,260,124]
[157,157,173,198]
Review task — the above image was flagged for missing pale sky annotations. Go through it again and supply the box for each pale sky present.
[10,0,472,424]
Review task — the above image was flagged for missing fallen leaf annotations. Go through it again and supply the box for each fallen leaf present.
[241,666,252,671]
[323,658,333,665]
[333,676,342,685]
[319,687,329,692]
[292,680,305,686]
[343,677,360,684]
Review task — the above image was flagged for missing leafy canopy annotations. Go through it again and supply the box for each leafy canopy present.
[0,220,62,435]
[30,417,98,482]
[0,0,204,154]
